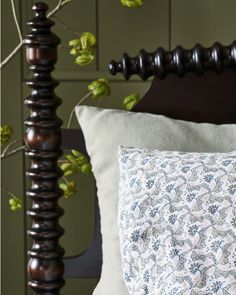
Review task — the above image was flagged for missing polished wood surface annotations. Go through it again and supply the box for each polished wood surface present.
[24,3,65,294]
[109,41,236,80]
[134,69,236,124]
[23,2,236,293]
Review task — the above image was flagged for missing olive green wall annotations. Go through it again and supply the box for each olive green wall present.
[1,1,236,294]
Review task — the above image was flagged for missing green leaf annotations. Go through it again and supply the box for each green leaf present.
[66,154,74,161]
[63,170,74,177]
[69,32,96,66]
[61,150,91,177]
[70,47,79,56]
[72,149,83,157]
[0,124,13,145]
[60,163,71,171]
[9,196,22,211]
[60,181,77,199]
[75,52,95,65]
[69,39,81,47]
[81,163,92,175]
[88,78,111,98]
[59,183,68,191]
[120,0,145,8]
[80,32,96,50]
[123,93,141,110]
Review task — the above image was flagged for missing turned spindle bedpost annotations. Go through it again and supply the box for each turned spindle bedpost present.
[109,41,236,80]
[24,3,65,294]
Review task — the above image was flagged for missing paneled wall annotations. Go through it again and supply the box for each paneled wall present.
[2,1,236,294]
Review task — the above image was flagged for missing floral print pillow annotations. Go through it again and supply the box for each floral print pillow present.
[118,147,236,295]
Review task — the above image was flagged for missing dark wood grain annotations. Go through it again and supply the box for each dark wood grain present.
[23,2,236,291]
[24,3,65,294]
[134,69,236,124]
[109,41,236,80]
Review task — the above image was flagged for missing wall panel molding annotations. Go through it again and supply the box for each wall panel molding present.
[171,0,236,48]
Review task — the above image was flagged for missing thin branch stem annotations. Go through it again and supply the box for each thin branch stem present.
[67,92,92,128]
[0,0,71,69]
[53,15,81,37]
[11,0,22,42]
[1,138,23,157]
[58,44,70,49]
[1,145,25,159]
[47,0,71,18]
[62,176,69,184]
[1,186,16,198]
[58,159,70,164]
[96,97,104,107]
[0,37,23,69]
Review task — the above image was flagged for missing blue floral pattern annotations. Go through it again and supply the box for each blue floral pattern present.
[118,148,236,295]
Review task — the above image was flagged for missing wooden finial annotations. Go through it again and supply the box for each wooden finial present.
[32,2,49,16]
[24,2,65,294]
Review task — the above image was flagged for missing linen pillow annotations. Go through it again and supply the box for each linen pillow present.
[118,147,236,295]
[75,106,236,295]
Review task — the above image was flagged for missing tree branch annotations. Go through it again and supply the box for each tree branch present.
[1,145,25,159]
[67,92,92,128]
[11,0,22,42]
[1,186,16,198]
[58,159,70,164]
[0,42,23,69]
[96,97,104,107]
[0,0,72,69]
[53,15,81,37]
[62,175,69,184]
[47,0,72,18]
[1,138,23,157]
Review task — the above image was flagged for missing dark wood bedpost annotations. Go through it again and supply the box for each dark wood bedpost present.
[24,3,65,294]
[109,41,236,80]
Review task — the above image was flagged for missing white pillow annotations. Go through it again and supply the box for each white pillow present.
[118,147,236,295]
[76,106,236,295]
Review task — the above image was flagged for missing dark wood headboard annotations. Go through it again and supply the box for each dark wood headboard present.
[109,42,236,124]
[23,2,236,294]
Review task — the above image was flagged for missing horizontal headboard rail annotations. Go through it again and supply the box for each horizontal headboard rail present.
[109,41,236,80]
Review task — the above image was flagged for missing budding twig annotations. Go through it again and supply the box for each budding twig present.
[62,176,69,184]
[0,0,72,69]
[67,92,92,128]
[1,186,16,198]
[53,15,81,37]
[47,0,71,18]
[1,138,23,157]
[58,159,70,164]
[96,97,104,107]
[11,0,23,42]
[1,145,25,159]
